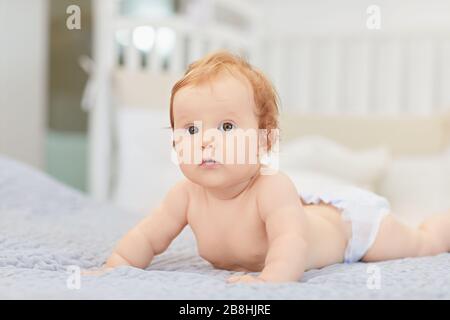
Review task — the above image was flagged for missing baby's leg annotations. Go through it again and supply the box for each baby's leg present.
[362,212,450,262]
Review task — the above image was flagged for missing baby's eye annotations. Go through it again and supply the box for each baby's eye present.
[186,125,199,135]
[219,121,235,132]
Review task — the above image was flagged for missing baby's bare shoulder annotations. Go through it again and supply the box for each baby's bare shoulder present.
[255,171,299,205]
[255,171,297,193]
[254,171,303,223]
[162,179,192,206]
[166,178,186,194]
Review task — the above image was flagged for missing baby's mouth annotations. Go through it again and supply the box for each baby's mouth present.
[200,158,221,167]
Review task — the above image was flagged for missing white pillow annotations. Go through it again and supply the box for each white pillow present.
[112,108,183,214]
[279,135,391,191]
[378,150,450,226]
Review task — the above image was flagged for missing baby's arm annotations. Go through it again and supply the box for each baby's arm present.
[256,173,310,282]
[105,181,189,269]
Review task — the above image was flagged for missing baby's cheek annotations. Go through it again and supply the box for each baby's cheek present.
[224,140,259,165]
[174,143,202,165]
[178,163,197,178]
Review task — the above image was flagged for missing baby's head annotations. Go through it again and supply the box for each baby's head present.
[170,51,279,189]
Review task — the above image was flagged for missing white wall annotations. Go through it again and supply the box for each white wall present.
[0,0,48,169]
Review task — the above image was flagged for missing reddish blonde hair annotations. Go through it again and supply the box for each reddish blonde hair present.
[169,51,279,150]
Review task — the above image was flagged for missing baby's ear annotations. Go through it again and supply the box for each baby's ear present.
[171,128,182,149]
[258,128,279,154]
[258,130,268,154]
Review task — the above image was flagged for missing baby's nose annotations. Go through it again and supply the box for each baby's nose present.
[201,129,218,149]
[201,137,214,149]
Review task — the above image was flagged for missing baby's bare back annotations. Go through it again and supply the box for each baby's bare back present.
[186,179,351,272]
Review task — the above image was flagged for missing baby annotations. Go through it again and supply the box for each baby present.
[102,51,450,283]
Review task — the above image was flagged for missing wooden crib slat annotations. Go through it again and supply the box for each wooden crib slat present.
[439,40,450,113]
[406,38,435,115]
[187,35,204,65]
[294,40,312,114]
[168,31,185,73]
[125,32,140,70]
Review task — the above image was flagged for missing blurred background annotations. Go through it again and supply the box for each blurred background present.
[1,0,450,222]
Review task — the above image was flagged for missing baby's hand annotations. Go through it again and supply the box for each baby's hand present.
[81,265,114,276]
[227,274,265,284]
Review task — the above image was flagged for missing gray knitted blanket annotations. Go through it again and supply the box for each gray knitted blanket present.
[1,156,449,299]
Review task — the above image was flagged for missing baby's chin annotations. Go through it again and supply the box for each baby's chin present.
[191,179,228,189]
[180,164,260,189]
[181,168,233,188]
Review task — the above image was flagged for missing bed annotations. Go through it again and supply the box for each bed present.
[1,155,450,299]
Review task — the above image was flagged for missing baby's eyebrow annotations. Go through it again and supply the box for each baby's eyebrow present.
[224,110,240,118]
[174,105,241,124]
[174,114,191,124]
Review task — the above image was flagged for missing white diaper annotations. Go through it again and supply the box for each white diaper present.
[299,185,390,263]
